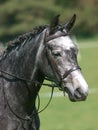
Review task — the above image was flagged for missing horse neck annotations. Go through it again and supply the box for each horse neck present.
[1,33,45,101]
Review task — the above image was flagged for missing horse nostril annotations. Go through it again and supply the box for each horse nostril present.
[74,88,82,98]
[75,88,82,94]
[74,88,87,100]
[76,87,88,96]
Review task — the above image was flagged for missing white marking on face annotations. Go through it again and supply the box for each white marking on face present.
[71,70,88,93]
[48,36,75,50]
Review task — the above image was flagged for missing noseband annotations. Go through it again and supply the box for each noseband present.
[62,66,81,79]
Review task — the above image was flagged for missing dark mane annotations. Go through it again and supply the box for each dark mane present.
[0,25,48,61]
[6,25,48,51]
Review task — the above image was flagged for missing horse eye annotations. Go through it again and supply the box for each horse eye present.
[52,51,61,57]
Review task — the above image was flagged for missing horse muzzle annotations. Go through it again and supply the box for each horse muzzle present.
[64,87,88,102]
[62,68,89,102]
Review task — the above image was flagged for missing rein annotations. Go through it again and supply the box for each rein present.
[0,69,56,121]
[0,69,58,87]
[0,64,81,122]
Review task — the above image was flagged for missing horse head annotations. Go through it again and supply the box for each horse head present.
[37,14,88,102]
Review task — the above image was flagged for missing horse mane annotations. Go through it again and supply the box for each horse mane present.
[6,25,48,51]
[0,25,48,61]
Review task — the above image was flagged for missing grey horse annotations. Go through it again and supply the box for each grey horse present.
[0,14,88,130]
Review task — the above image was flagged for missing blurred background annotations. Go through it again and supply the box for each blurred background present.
[0,0,98,42]
[0,0,98,130]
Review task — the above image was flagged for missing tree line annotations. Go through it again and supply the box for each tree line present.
[0,0,98,43]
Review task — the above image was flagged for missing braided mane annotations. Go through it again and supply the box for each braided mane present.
[0,25,48,61]
[6,25,48,51]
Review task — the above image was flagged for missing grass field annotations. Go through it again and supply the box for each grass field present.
[39,38,98,130]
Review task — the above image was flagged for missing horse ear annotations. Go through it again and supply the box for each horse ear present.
[64,14,76,33]
[49,14,60,35]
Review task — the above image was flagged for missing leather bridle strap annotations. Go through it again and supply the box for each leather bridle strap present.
[0,69,56,121]
[45,47,62,84]
[59,66,81,93]
[62,66,81,79]
[0,69,58,87]
[45,31,67,42]
[45,45,81,86]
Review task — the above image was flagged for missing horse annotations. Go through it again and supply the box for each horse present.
[0,14,88,130]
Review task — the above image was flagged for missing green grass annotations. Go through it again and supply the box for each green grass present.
[39,94,98,130]
[79,39,98,88]
[39,38,98,130]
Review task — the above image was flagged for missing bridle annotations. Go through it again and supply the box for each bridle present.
[45,30,81,90]
[0,29,81,122]
[45,47,81,90]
